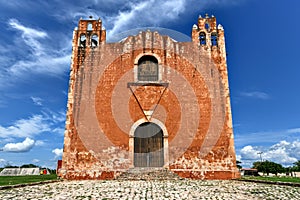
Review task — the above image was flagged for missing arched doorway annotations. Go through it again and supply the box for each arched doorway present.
[134,122,164,167]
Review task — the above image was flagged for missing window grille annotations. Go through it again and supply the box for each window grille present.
[138,56,159,81]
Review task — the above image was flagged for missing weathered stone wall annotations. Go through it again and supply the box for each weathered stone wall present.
[60,15,240,180]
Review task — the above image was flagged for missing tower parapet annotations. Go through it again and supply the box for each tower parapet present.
[76,17,106,47]
[192,14,225,54]
[71,17,106,72]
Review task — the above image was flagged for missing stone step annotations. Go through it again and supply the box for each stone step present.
[116,168,184,180]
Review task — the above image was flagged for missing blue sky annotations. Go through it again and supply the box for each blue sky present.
[0,0,299,169]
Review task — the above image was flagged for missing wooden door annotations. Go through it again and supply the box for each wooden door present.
[134,122,164,167]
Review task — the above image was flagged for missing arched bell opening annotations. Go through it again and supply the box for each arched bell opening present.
[91,34,98,47]
[79,34,86,48]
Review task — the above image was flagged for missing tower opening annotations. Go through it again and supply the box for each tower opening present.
[211,32,218,46]
[199,32,206,45]
[79,34,86,47]
[91,34,99,47]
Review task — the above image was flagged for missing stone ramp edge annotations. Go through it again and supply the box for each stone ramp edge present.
[0,179,62,190]
[235,178,300,187]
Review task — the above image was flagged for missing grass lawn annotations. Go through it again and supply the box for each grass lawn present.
[0,174,58,186]
[242,176,300,183]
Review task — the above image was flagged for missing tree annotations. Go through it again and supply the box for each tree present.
[236,160,242,170]
[4,164,18,168]
[253,161,264,173]
[20,164,39,168]
[293,160,300,171]
[252,160,285,176]
[46,168,56,174]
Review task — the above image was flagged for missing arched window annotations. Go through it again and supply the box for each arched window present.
[79,34,86,48]
[211,32,218,46]
[199,32,206,45]
[138,56,158,81]
[91,34,98,47]
[87,23,93,31]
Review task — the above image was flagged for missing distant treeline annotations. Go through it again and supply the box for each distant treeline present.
[5,164,39,168]
[237,160,300,175]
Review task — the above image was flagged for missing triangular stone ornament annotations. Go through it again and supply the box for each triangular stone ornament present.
[127,82,168,120]
[144,110,154,121]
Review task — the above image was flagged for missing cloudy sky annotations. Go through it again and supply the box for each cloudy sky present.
[0,0,299,169]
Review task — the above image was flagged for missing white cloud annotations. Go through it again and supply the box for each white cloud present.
[52,148,63,158]
[236,154,241,161]
[0,19,71,90]
[8,19,47,38]
[2,138,35,152]
[286,128,300,134]
[47,0,243,39]
[35,140,45,146]
[238,140,300,167]
[32,159,40,163]
[0,114,50,139]
[235,127,300,147]
[240,145,261,160]
[240,91,270,100]
[42,110,66,123]
[8,18,47,57]
[0,110,66,139]
[30,96,43,106]
[265,141,298,164]
[1,0,244,90]
[0,138,14,146]
[106,0,187,38]
[52,128,65,135]
[8,53,70,77]
[105,0,243,36]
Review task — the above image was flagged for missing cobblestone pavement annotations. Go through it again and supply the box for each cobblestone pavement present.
[0,180,299,200]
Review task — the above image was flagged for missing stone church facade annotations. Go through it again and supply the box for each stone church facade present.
[60,14,240,180]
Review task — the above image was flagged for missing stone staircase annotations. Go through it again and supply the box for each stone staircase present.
[116,168,184,180]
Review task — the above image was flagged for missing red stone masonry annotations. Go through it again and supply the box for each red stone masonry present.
[60,15,240,180]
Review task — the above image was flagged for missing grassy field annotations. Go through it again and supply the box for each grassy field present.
[242,176,300,183]
[0,174,57,186]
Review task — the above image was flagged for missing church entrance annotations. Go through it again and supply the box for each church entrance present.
[134,122,164,167]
